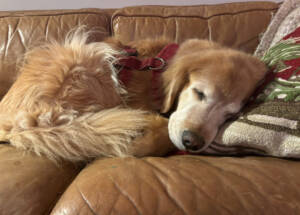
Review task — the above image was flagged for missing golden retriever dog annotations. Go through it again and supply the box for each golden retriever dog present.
[0,28,267,162]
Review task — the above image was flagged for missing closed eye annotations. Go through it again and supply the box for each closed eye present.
[193,88,206,101]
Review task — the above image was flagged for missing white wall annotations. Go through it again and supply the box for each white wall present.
[0,0,281,11]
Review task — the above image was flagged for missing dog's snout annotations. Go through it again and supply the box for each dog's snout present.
[182,130,205,152]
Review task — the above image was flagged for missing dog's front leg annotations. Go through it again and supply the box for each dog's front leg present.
[129,114,176,157]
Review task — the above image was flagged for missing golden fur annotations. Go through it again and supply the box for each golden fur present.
[0,28,267,162]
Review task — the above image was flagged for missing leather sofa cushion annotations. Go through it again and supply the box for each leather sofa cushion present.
[0,9,112,100]
[112,2,278,53]
[51,155,300,215]
[0,145,80,215]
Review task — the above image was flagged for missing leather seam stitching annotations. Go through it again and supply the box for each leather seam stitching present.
[112,8,278,21]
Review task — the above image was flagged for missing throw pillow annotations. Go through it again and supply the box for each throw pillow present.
[207,26,300,158]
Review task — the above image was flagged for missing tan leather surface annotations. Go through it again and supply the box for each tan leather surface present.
[0,9,112,100]
[0,145,80,215]
[51,155,300,215]
[112,2,278,53]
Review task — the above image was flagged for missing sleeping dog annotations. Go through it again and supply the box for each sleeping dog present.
[0,28,267,162]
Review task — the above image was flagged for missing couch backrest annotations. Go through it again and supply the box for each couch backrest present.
[0,2,278,100]
[111,2,278,52]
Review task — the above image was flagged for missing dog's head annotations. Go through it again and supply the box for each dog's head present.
[161,39,267,152]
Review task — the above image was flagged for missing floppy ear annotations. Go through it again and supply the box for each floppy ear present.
[161,79,184,113]
[161,63,188,114]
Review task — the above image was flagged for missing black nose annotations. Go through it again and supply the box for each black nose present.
[182,130,205,152]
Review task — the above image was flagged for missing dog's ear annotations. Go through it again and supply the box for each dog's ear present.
[161,79,183,114]
[161,63,188,114]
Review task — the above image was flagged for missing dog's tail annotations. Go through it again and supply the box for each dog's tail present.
[1,108,148,163]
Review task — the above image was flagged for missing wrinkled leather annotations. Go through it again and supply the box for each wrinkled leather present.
[112,2,278,53]
[51,156,300,215]
[0,145,80,215]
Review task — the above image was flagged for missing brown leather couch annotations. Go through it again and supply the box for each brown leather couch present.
[1,2,299,215]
